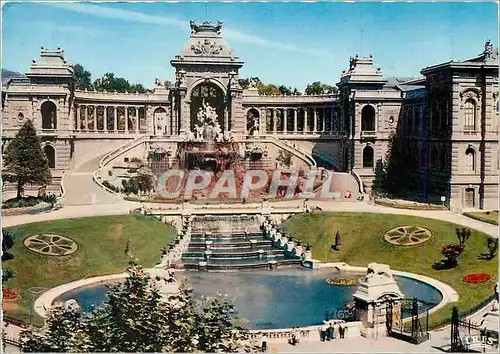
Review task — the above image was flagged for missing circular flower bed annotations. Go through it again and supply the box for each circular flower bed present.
[326,277,358,286]
[24,234,78,256]
[3,287,18,300]
[384,225,433,246]
[463,273,492,284]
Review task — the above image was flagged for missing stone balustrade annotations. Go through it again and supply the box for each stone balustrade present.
[261,216,312,262]
[159,215,193,266]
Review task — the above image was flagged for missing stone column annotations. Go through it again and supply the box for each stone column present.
[303,108,308,132]
[283,109,288,133]
[125,107,129,132]
[104,106,108,131]
[76,105,81,131]
[113,106,118,132]
[84,105,88,131]
[224,108,229,133]
[321,107,328,133]
[293,108,298,133]
[93,105,98,131]
[313,108,318,133]
[135,107,139,133]
[329,107,334,134]
[272,109,277,134]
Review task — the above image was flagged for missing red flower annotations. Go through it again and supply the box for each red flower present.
[2,287,18,300]
[463,273,492,284]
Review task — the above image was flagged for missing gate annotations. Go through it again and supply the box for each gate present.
[385,297,434,344]
[450,306,496,352]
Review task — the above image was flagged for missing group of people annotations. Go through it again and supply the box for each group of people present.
[318,322,347,341]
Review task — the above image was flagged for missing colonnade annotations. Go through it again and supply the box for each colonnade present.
[75,104,147,132]
[266,107,339,134]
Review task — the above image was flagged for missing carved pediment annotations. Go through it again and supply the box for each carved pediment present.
[191,39,223,56]
[460,89,481,102]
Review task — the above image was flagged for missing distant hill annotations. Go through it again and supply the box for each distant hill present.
[2,69,24,78]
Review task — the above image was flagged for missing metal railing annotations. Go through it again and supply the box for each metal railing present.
[429,293,497,330]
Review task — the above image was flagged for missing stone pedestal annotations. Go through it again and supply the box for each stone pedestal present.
[353,263,403,340]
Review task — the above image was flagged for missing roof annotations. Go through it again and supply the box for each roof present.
[421,41,498,75]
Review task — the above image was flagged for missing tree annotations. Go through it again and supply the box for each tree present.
[2,229,15,261]
[441,244,464,268]
[2,229,16,282]
[334,231,341,251]
[71,64,93,90]
[21,262,256,352]
[238,77,261,90]
[276,150,293,168]
[3,120,52,198]
[304,81,337,95]
[93,73,149,93]
[372,159,387,197]
[384,133,412,197]
[487,237,498,260]
[456,227,471,246]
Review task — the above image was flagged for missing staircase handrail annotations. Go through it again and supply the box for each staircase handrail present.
[99,135,150,169]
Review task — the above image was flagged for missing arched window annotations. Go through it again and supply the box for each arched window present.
[41,101,57,129]
[190,82,225,132]
[362,146,374,168]
[361,105,376,131]
[246,108,260,135]
[465,147,475,172]
[44,145,56,168]
[153,107,168,136]
[464,99,476,131]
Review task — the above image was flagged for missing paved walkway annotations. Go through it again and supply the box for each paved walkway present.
[60,155,121,206]
[4,198,498,238]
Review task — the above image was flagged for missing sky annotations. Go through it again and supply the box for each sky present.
[2,2,498,91]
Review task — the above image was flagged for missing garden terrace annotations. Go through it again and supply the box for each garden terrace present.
[282,212,498,328]
[2,215,176,323]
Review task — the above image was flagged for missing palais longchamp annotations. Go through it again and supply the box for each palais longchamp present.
[1,21,498,210]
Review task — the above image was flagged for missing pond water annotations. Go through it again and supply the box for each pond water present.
[57,269,443,330]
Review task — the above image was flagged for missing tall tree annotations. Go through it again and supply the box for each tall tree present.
[305,81,338,95]
[3,120,52,198]
[71,64,93,90]
[21,262,256,352]
[93,73,149,93]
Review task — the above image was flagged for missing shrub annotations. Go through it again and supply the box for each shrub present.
[456,227,472,246]
[2,196,44,209]
[487,237,498,260]
[441,244,465,267]
[102,181,120,193]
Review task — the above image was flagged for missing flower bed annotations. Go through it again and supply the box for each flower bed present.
[2,202,52,216]
[463,273,492,284]
[374,198,447,211]
[3,287,19,300]
[326,277,358,286]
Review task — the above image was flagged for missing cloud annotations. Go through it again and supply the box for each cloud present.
[41,2,335,58]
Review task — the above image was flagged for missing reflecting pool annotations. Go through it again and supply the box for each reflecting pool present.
[57,269,443,329]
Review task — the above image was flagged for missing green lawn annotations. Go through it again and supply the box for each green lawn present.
[465,211,499,225]
[282,212,498,328]
[3,215,176,322]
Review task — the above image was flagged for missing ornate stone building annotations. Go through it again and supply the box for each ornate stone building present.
[1,21,498,210]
